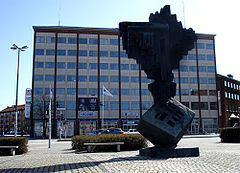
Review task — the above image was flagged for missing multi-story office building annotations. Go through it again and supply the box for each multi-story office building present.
[0,105,30,135]
[31,26,218,137]
[217,74,240,128]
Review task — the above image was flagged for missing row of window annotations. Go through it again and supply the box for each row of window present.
[34,75,149,83]
[34,87,150,96]
[226,105,240,113]
[181,102,217,110]
[35,49,128,58]
[173,77,216,84]
[178,65,215,72]
[35,62,139,70]
[176,89,216,96]
[224,81,240,90]
[181,54,214,61]
[36,36,122,45]
[194,43,214,50]
[225,92,240,100]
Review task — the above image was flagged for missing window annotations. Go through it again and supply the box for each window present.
[79,38,87,44]
[198,54,205,60]
[67,62,76,69]
[110,102,119,110]
[68,50,77,56]
[110,39,118,45]
[57,50,66,56]
[57,75,65,81]
[89,51,98,57]
[78,76,87,82]
[180,66,188,72]
[209,90,216,96]
[45,88,50,95]
[110,88,118,95]
[57,62,65,69]
[142,102,151,110]
[208,78,216,84]
[188,54,196,60]
[35,62,43,68]
[67,75,76,81]
[100,39,108,45]
[45,75,54,81]
[237,85,239,90]
[131,77,139,83]
[78,88,87,95]
[89,88,97,95]
[228,82,230,87]
[231,83,233,88]
[35,49,44,55]
[189,66,197,72]
[121,76,129,82]
[121,89,129,95]
[67,88,76,95]
[56,101,65,108]
[56,88,65,94]
[89,38,98,45]
[191,102,199,110]
[100,51,108,57]
[199,78,207,84]
[34,88,43,95]
[207,55,214,61]
[208,66,215,72]
[79,50,87,56]
[197,43,205,49]
[46,37,55,43]
[206,44,213,49]
[121,64,129,70]
[173,77,178,83]
[66,101,76,110]
[68,37,77,44]
[225,92,228,98]
[190,89,198,95]
[181,89,189,95]
[58,37,66,43]
[131,64,139,70]
[181,77,188,83]
[110,64,118,70]
[199,66,206,72]
[182,56,187,60]
[45,62,54,68]
[79,63,87,69]
[34,75,43,81]
[199,90,208,95]
[100,63,108,69]
[131,89,139,95]
[110,76,118,82]
[200,102,208,110]
[46,49,55,55]
[36,36,45,43]
[190,77,197,84]
[89,76,98,82]
[141,77,149,83]
[142,89,150,95]
[122,102,130,110]
[110,51,118,57]
[120,52,128,58]
[89,63,97,69]
[100,76,108,82]
[131,101,140,110]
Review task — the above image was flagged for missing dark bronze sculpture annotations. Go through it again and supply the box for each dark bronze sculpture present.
[120,5,199,157]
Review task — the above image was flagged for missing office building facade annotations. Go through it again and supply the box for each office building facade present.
[31,26,218,137]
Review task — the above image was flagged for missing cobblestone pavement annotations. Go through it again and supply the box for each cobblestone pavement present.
[0,136,240,172]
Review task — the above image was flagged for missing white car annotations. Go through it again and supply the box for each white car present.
[124,129,140,134]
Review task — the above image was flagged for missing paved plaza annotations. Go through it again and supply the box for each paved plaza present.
[0,136,240,172]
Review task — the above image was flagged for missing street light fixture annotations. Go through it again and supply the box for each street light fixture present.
[11,44,28,137]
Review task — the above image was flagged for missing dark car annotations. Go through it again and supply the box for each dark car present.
[100,128,124,134]
[87,129,106,135]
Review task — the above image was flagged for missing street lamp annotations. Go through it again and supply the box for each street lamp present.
[11,44,28,137]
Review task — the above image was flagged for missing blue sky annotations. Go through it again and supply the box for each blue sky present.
[1,0,240,110]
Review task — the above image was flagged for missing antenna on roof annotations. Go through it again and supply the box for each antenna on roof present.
[58,0,61,26]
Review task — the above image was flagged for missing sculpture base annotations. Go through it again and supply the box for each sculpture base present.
[139,146,199,158]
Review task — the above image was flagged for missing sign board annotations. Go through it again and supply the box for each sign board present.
[123,112,139,118]
[79,112,97,116]
[78,97,98,111]
[25,88,31,118]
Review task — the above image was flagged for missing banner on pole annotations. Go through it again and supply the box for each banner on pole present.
[25,88,31,118]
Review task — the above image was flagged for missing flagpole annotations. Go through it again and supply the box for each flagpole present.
[102,86,104,129]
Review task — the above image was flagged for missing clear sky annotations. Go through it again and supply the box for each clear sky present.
[1,0,240,111]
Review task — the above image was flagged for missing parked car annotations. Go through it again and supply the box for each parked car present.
[100,128,124,134]
[124,129,140,134]
[87,129,106,135]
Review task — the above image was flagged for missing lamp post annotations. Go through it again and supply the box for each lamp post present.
[10,44,28,137]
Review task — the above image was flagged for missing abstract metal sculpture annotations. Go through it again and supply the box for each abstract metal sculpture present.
[120,5,199,157]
